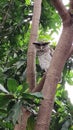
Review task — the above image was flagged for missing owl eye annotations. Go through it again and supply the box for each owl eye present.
[33,42,41,46]
[41,42,50,46]
[33,42,50,46]
[36,45,40,48]
[33,42,50,51]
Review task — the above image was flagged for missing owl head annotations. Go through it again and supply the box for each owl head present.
[33,41,50,53]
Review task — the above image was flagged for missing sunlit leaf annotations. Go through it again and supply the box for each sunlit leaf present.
[25,0,31,5]
[0,84,9,94]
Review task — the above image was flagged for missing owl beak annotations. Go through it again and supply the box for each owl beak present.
[40,46,43,50]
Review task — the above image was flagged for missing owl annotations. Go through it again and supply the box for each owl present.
[33,42,54,71]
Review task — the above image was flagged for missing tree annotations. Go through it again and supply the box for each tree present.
[35,0,73,130]
[0,0,73,130]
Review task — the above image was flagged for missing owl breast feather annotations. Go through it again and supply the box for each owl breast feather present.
[38,52,52,71]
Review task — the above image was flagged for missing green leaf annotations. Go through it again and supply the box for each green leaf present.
[25,0,31,5]
[61,119,71,130]
[0,109,7,114]
[22,92,43,100]
[7,101,22,124]
[16,85,23,93]
[0,84,9,94]
[30,92,43,99]
[22,92,33,100]
[22,82,29,91]
[7,78,18,93]
[0,93,14,107]
[67,79,73,85]
[15,60,25,69]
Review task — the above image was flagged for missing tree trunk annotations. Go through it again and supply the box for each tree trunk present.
[35,0,73,130]
[27,0,42,91]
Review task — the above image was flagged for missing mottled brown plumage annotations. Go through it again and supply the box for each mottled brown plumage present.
[33,42,54,71]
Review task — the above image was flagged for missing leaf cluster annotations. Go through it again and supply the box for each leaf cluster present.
[0,79,43,129]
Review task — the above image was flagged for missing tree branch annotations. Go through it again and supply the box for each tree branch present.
[14,107,30,130]
[69,0,73,16]
[32,74,46,92]
[70,0,73,9]
[51,0,70,21]
[27,0,42,91]
[67,44,73,59]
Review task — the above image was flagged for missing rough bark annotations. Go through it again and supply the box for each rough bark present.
[27,0,42,91]
[67,45,73,59]
[14,108,30,130]
[35,0,73,130]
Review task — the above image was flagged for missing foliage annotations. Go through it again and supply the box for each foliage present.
[41,0,61,31]
[0,0,73,130]
[0,82,43,129]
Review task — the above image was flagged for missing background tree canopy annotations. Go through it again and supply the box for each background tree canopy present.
[0,0,73,130]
